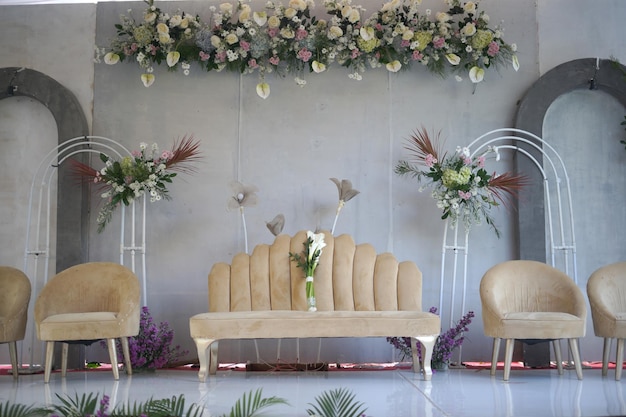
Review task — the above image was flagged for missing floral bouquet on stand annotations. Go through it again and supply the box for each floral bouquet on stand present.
[395,127,527,237]
[71,135,201,232]
[289,231,326,312]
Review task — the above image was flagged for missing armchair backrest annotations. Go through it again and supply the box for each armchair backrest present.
[587,261,626,337]
[34,262,140,327]
[209,230,423,312]
[480,260,586,318]
[0,266,31,342]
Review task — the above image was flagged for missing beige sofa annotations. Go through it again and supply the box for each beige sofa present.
[189,230,441,382]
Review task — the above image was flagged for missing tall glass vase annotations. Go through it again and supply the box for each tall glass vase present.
[306,276,316,312]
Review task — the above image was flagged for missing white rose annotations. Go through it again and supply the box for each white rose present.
[341,5,352,18]
[464,1,476,14]
[461,22,476,37]
[211,35,222,48]
[285,8,297,18]
[225,33,239,44]
[144,11,157,23]
[402,30,414,41]
[219,3,233,14]
[268,15,281,28]
[169,15,183,27]
[239,4,251,22]
[289,0,307,11]
[329,26,343,38]
[280,27,295,39]
[436,12,450,23]
[159,33,171,44]
[348,9,360,23]
[156,22,169,34]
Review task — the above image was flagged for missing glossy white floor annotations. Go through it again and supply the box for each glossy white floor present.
[1,364,625,417]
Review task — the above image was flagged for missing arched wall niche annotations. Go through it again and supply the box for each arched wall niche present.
[0,67,90,272]
[515,58,626,263]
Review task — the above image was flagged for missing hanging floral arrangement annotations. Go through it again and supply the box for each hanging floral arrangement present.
[71,135,201,232]
[395,127,528,237]
[96,0,519,98]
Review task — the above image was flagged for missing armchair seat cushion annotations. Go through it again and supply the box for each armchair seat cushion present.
[496,312,585,339]
[38,312,123,341]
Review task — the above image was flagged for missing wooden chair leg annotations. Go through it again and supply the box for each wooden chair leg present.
[568,338,583,380]
[503,338,514,381]
[602,337,611,377]
[61,343,69,378]
[616,338,624,381]
[106,338,120,380]
[44,341,55,383]
[8,341,19,380]
[121,337,132,375]
[553,340,563,374]
[490,338,501,376]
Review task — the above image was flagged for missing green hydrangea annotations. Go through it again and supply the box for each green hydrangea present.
[442,166,472,188]
[471,29,493,50]
[357,37,380,53]
[133,24,154,46]
[413,31,433,51]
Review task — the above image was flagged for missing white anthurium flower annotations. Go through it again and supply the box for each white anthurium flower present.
[386,60,402,72]
[360,26,375,41]
[140,73,155,87]
[312,61,326,73]
[256,82,270,99]
[445,53,460,65]
[512,55,520,71]
[469,66,485,83]
[253,11,268,26]
[166,51,180,67]
[104,52,120,65]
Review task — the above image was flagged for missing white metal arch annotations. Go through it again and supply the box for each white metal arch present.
[440,128,576,363]
[22,136,147,372]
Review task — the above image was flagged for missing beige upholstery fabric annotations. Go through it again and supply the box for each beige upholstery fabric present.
[190,230,441,382]
[34,262,140,383]
[480,260,586,380]
[587,261,626,380]
[0,266,31,380]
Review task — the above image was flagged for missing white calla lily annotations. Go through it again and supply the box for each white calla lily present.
[166,51,180,67]
[140,73,155,87]
[469,66,485,83]
[256,82,270,99]
[312,61,326,73]
[386,60,402,72]
[104,52,120,65]
[445,53,460,65]
[512,55,520,71]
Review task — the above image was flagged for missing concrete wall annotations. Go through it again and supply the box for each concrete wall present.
[1,0,625,367]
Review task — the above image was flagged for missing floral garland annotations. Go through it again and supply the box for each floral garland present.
[96,0,519,98]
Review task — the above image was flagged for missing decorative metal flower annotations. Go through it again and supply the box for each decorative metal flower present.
[266,214,285,236]
[228,181,258,254]
[329,178,360,234]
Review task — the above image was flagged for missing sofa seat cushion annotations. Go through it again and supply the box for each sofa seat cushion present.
[190,310,440,340]
[495,312,585,339]
[38,312,125,341]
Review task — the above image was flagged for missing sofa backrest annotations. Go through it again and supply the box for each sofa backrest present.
[208,230,423,312]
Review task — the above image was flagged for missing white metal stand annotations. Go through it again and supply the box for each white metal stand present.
[22,136,147,371]
[439,128,577,365]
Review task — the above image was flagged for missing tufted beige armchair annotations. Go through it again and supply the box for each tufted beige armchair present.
[34,262,140,383]
[587,261,626,380]
[480,260,586,381]
[0,266,31,380]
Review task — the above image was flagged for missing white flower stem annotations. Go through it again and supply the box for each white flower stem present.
[331,203,343,235]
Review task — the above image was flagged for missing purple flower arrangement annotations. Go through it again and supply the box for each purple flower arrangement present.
[387,307,475,367]
[103,306,188,370]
